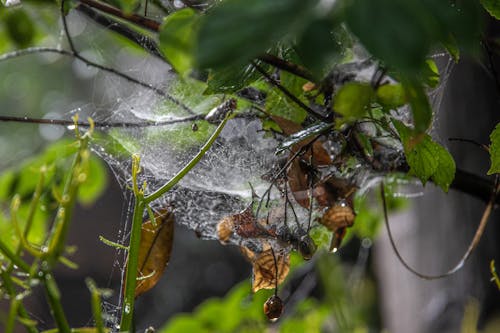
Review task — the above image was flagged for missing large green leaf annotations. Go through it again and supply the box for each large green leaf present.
[481,0,500,20]
[205,63,259,94]
[488,122,500,175]
[376,84,406,110]
[334,82,374,121]
[194,0,318,69]
[393,120,455,190]
[3,8,36,48]
[159,8,198,75]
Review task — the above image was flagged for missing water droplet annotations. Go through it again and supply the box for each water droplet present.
[332,247,338,253]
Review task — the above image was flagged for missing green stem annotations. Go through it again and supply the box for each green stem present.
[0,239,30,272]
[42,271,71,333]
[0,270,38,333]
[86,278,105,333]
[45,138,89,265]
[119,196,145,332]
[145,114,231,203]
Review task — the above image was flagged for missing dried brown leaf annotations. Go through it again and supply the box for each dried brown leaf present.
[241,243,290,293]
[134,209,174,298]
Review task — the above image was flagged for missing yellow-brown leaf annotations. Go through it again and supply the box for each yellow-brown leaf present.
[134,209,174,298]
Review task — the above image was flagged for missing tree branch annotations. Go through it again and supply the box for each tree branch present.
[77,0,161,31]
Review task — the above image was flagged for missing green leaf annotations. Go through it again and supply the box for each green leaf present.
[194,0,318,69]
[402,79,432,133]
[295,18,348,78]
[393,120,454,189]
[3,9,36,48]
[488,122,500,175]
[420,59,440,88]
[159,8,198,75]
[431,143,456,192]
[376,84,406,110]
[443,35,460,63]
[205,63,259,94]
[481,0,500,20]
[266,71,308,123]
[334,82,374,121]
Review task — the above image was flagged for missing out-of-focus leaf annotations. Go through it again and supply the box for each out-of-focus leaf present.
[295,18,347,78]
[159,8,198,75]
[78,156,107,205]
[241,243,290,293]
[488,122,500,175]
[402,79,432,133]
[195,0,318,69]
[420,59,440,88]
[133,209,174,298]
[41,328,109,333]
[481,0,500,19]
[3,8,35,48]
[205,63,259,94]
[443,35,460,63]
[376,83,406,110]
[334,82,374,121]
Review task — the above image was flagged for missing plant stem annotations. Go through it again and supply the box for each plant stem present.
[145,113,232,203]
[42,272,71,333]
[119,196,145,333]
[0,239,30,272]
[0,270,38,333]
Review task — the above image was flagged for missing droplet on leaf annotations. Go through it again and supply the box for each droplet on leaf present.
[264,295,284,321]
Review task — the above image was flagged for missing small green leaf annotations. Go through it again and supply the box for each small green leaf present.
[266,71,308,123]
[421,59,440,88]
[376,84,406,110]
[334,82,374,121]
[431,143,456,192]
[402,79,432,133]
[443,35,460,63]
[488,122,500,175]
[159,8,198,75]
[393,120,438,184]
[194,0,318,69]
[481,0,500,19]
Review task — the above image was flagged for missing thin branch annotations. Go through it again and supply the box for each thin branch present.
[0,114,203,128]
[76,4,164,60]
[257,54,315,82]
[0,46,194,115]
[251,61,329,122]
[448,137,490,153]
[77,0,161,31]
[380,178,499,280]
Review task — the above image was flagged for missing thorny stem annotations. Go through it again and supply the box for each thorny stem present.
[380,177,499,280]
[144,112,233,203]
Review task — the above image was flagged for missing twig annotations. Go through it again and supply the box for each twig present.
[77,0,161,31]
[380,177,499,280]
[251,61,329,122]
[257,54,315,82]
[448,137,490,153]
[76,4,164,60]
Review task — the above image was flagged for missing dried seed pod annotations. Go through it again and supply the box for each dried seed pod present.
[264,295,284,322]
[320,200,355,252]
[216,216,234,244]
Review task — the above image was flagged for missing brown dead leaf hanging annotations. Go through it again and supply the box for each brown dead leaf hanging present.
[241,243,290,293]
[133,209,174,298]
[319,200,356,252]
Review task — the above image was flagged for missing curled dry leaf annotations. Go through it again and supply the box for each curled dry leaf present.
[241,243,290,293]
[133,209,174,298]
[319,200,356,252]
[217,216,234,244]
